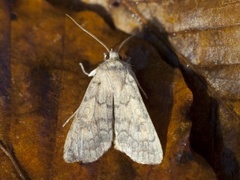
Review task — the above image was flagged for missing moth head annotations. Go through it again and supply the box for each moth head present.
[104,49,120,61]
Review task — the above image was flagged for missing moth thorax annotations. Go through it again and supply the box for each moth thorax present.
[109,51,119,59]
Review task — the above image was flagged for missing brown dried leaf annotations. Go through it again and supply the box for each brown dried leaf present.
[104,0,240,179]
[0,0,239,179]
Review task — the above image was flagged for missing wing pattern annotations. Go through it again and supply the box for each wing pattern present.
[64,69,113,163]
[114,69,163,164]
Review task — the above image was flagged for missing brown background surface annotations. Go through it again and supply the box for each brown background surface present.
[0,0,239,179]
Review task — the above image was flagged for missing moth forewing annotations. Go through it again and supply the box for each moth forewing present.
[113,66,163,164]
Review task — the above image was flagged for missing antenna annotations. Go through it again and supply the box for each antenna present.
[66,14,110,53]
[117,35,134,53]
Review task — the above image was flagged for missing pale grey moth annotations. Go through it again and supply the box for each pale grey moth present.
[63,14,163,165]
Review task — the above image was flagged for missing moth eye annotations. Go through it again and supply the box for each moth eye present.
[104,53,109,60]
[119,55,123,60]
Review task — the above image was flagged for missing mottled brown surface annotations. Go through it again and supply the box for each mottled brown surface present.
[0,0,239,179]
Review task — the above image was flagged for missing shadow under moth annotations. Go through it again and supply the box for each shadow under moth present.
[63,14,163,165]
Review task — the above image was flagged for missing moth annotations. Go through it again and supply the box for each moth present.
[63,14,163,164]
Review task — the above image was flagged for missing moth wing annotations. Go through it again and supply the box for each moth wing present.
[64,69,113,163]
[114,70,163,164]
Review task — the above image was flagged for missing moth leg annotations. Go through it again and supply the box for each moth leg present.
[62,107,79,127]
[79,63,97,77]
[134,76,147,99]
[129,71,148,99]
[125,58,147,98]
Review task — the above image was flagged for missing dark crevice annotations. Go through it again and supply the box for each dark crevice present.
[181,66,240,179]
[138,18,240,179]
